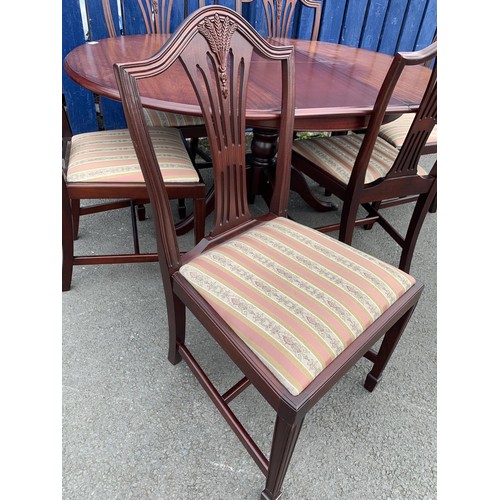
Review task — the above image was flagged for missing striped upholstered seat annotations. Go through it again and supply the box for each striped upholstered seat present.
[67,127,199,183]
[143,109,205,128]
[292,133,427,186]
[378,114,438,149]
[179,217,415,396]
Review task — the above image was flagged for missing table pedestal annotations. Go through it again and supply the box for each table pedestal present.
[249,128,336,211]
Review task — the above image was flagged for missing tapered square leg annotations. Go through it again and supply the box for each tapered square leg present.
[261,415,304,500]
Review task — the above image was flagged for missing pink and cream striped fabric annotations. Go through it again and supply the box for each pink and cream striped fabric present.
[143,109,205,128]
[378,114,438,148]
[179,217,415,396]
[292,133,427,185]
[67,128,199,183]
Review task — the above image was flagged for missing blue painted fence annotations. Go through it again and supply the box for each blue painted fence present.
[62,0,436,134]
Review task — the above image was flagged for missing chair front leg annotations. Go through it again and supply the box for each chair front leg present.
[261,414,305,500]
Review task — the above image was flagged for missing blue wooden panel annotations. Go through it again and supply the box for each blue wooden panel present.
[121,0,195,34]
[87,0,127,130]
[121,0,148,34]
[101,98,128,130]
[359,0,389,51]
[249,0,269,37]
[170,0,189,31]
[396,0,427,51]
[215,0,237,13]
[295,1,318,40]
[188,0,203,14]
[342,0,370,47]
[62,0,98,134]
[318,0,348,43]
[378,0,409,54]
[87,0,117,39]
[415,0,436,49]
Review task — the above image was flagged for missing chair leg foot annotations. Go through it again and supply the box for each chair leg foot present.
[364,372,380,392]
[168,347,183,365]
[260,490,283,500]
[62,274,72,292]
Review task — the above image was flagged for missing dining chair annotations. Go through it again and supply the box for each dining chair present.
[291,42,437,273]
[114,6,424,499]
[62,106,206,292]
[102,0,209,167]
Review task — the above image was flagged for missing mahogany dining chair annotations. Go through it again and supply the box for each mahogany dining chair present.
[291,42,437,273]
[114,6,424,499]
[62,105,206,291]
[102,0,211,172]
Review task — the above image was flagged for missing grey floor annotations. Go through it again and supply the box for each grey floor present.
[62,154,436,500]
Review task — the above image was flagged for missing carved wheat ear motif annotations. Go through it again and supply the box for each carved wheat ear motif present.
[198,13,238,98]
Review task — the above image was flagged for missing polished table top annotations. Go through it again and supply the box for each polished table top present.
[64,34,432,132]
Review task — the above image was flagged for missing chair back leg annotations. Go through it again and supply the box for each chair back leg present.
[399,185,437,273]
[364,303,418,392]
[339,195,359,245]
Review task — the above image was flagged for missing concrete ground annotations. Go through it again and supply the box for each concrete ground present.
[62,154,436,500]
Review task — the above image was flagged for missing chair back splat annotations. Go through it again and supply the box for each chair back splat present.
[115,7,424,499]
[262,0,322,40]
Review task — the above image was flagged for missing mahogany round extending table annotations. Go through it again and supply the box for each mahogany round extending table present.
[64,34,432,205]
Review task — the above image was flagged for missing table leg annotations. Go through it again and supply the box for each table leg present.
[249,128,278,204]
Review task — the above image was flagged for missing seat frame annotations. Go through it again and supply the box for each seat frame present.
[115,7,424,499]
[291,42,437,273]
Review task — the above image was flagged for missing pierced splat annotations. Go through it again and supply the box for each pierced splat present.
[262,0,322,40]
[182,12,254,235]
[389,67,437,177]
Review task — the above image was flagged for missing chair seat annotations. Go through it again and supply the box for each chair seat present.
[179,217,415,396]
[143,108,205,128]
[67,127,199,183]
[292,133,427,186]
[378,114,438,148]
